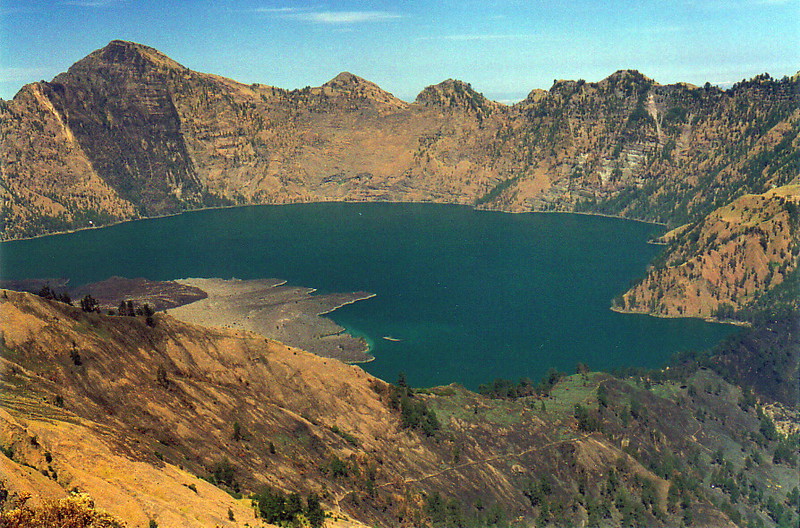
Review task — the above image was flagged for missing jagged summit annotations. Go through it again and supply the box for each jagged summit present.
[59,40,187,79]
[520,88,548,104]
[320,71,406,110]
[546,70,656,94]
[415,79,498,114]
[598,69,656,87]
[323,71,370,88]
[3,39,798,254]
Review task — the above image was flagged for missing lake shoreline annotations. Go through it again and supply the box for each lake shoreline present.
[609,305,751,327]
[4,199,667,243]
[1,201,737,388]
[168,277,377,363]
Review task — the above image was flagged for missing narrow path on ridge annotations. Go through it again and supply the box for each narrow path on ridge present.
[331,431,594,512]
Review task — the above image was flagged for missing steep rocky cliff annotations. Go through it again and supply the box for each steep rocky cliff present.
[3,41,797,239]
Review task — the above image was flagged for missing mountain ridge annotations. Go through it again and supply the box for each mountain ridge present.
[1,40,798,321]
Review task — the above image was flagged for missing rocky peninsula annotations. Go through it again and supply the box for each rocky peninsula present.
[168,278,375,362]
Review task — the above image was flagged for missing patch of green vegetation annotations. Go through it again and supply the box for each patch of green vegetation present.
[330,425,358,446]
[252,488,324,528]
[474,175,520,206]
[0,336,17,359]
[416,385,457,397]
[205,458,240,495]
[387,376,440,436]
[72,319,112,341]
[324,455,350,479]
[426,391,481,427]
[424,491,508,528]
[481,401,526,427]
[738,264,800,323]
[647,380,684,401]
[0,445,14,460]
[478,368,566,400]
[542,374,599,418]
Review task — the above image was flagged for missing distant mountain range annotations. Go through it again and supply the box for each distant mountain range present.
[1,40,798,320]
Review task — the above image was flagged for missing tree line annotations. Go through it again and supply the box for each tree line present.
[37,285,155,326]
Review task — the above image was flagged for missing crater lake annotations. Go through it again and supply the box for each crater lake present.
[0,202,737,388]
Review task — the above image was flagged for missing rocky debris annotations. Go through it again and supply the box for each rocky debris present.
[70,276,208,312]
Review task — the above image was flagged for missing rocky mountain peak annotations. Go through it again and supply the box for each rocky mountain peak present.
[415,79,497,115]
[60,40,186,79]
[320,71,406,109]
[520,88,548,104]
[598,69,655,87]
[324,71,368,89]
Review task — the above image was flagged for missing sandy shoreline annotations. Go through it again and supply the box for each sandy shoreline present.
[168,277,377,363]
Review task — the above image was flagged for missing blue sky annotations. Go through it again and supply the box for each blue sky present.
[1,0,797,102]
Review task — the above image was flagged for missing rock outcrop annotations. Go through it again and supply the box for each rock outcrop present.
[3,41,797,241]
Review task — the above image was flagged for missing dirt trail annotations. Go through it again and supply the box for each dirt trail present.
[333,432,593,510]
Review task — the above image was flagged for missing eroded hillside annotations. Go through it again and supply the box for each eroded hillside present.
[615,183,800,319]
[1,291,797,527]
[2,41,797,242]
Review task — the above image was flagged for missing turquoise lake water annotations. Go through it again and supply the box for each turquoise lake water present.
[0,203,737,388]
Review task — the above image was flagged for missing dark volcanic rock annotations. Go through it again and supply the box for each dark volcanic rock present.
[72,276,207,311]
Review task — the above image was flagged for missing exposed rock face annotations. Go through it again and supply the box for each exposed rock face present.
[1,40,798,319]
[415,79,500,117]
[0,82,136,234]
[44,41,204,215]
[322,71,409,112]
[3,41,797,241]
[616,183,800,318]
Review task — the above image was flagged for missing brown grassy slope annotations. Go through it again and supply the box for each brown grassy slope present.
[0,290,756,528]
[615,183,800,318]
[0,289,539,526]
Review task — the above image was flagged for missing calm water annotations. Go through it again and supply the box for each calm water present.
[0,203,736,388]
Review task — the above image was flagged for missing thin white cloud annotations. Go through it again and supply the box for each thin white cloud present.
[61,0,120,6]
[253,7,306,14]
[252,6,402,24]
[290,11,402,24]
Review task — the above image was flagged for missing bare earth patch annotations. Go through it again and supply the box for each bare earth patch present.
[168,277,375,362]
